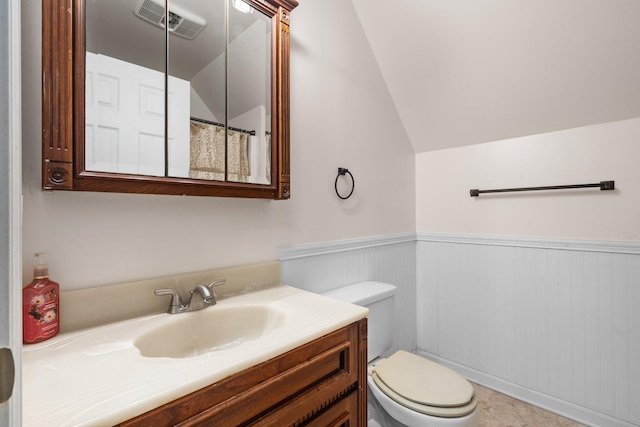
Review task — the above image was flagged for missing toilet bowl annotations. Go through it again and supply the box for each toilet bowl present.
[322,282,479,427]
[368,351,478,426]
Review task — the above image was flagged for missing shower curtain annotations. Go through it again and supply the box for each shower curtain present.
[226,130,250,183]
[189,121,249,182]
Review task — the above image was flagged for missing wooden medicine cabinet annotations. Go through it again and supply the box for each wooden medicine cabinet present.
[42,0,297,199]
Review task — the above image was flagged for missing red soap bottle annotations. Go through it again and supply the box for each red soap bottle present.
[23,253,60,344]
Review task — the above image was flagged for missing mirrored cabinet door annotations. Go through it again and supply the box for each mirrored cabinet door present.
[227,1,273,185]
[85,0,167,177]
[167,0,226,182]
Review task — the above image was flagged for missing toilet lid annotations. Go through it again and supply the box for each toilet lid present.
[372,350,474,408]
[371,372,478,418]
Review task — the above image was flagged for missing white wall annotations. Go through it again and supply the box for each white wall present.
[416,117,640,242]
[417,236,640,427]
[415,118,640,426]
[280,235,417,356]
[21,0,415,290]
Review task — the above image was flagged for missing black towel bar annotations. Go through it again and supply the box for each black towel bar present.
[470,181,615,197]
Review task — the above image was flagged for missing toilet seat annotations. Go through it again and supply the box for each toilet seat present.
[371,350,477,418]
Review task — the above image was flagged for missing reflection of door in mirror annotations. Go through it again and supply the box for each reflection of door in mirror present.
[85,0,168,177]
[85,52,190,177]
[85,0,227,182]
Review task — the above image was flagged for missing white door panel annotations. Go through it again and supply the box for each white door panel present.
[168,83,190,177]
[85,53,189,177]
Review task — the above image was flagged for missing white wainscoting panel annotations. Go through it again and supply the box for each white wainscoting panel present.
[417,234,640,427]
[279,234,417,354]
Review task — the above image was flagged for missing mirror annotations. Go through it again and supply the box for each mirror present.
[84,0,169,177]
[227,2,272,184]
[42,0,297,199]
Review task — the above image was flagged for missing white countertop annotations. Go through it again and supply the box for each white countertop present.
[22,284,368,426]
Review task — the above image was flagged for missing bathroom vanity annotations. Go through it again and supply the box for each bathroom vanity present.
[119,320,367,426]
[22,265,369,426]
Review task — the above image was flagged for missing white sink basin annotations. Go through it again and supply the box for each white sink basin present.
[134,305,286,358]
[23,284,369,427]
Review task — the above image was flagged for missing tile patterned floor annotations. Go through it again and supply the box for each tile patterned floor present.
[473,383,586,427]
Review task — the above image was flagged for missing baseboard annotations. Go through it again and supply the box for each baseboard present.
[416,350,637,427]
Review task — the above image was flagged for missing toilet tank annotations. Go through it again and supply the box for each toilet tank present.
[322,281,396,362]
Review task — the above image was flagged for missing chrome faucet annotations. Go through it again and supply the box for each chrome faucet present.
[155,279,226,314]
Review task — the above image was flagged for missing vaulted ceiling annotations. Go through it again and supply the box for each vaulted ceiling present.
[351,0,640,153]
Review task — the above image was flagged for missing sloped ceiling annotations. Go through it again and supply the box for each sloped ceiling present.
[351,0,640,153]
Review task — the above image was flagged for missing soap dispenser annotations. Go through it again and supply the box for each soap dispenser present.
[23,253,60,344]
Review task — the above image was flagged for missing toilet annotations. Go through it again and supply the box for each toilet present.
[322,281,478,427]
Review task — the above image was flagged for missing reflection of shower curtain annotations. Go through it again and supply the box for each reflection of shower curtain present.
[189,121,250,182]
[226,130,250,183]
[189,122,225,181]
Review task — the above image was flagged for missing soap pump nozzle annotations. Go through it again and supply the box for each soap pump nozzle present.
[33,252,50,280]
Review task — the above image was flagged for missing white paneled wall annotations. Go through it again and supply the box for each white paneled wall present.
[279,234,417,354]
[417,234,640,427]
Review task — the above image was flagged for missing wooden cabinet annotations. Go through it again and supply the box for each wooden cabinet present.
[117,319,368,427]
[43,0,297,199]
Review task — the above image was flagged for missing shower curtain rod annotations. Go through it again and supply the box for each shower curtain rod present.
[470,180,615,197]
[190,117,256,136]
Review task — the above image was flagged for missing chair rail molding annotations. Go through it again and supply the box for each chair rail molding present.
[417,232,640,255]
[278,233,416,261]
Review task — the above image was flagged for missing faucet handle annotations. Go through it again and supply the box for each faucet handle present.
[206,279,226,292]
[154,288,184,313]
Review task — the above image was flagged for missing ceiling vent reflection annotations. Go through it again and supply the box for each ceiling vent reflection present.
[134,0,206,40]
